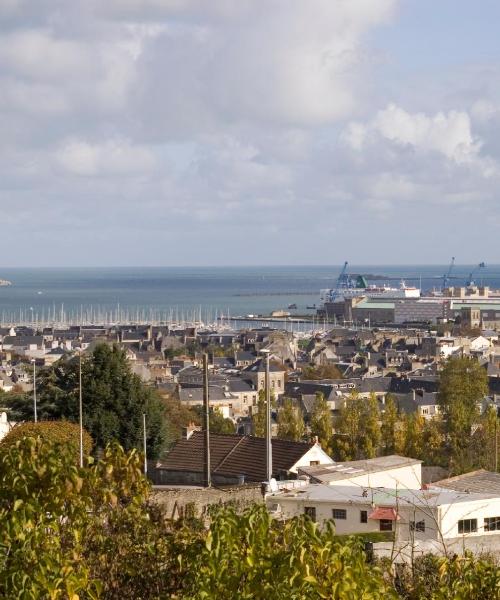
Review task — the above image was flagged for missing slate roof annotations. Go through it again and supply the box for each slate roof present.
[242,358,285,373]
[432,470,500,495]
[159,431,316,482]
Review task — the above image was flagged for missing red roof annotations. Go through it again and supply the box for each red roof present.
[368,507,399,521]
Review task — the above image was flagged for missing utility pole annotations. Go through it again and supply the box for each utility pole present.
[143,413,148,475]
[32,359,37,423]
[203,353,211,487]
[79,351,83,468]
[261,349,272,482]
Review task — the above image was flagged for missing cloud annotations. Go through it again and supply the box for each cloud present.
[343,103,482,164]
[55,138,157,176]
[0,0,500,265]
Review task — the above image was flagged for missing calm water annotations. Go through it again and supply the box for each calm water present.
[0,265,499,324]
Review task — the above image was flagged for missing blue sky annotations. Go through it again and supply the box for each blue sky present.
[0,0,499,266]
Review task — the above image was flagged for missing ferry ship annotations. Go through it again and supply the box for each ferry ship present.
[320,275,420,305]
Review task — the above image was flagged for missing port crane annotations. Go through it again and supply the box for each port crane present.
[467,262,486,287]
[442,257,455,290]
[330,261,355,302]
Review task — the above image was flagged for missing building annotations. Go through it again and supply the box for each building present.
[266,483,500,543]
[241,358,286,395]
[153,431,333,486]
[298,455,422,489]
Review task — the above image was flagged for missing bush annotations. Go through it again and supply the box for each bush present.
[0,420,93,462]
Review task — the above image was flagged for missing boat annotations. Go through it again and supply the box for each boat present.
[320,278,420,305]
[0,279,12,286]
[288,303,297,309]
[306,304,316,309]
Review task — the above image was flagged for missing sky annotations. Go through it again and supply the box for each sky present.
[1,0,500,267]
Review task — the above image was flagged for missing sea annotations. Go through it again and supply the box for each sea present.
[0,265,499,326]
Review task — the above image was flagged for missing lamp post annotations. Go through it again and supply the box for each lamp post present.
[78,350,84,468]
[260,349,272,483]
[31,359,37,423]
[143,413,147,475]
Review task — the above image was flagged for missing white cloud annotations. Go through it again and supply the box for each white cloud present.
[55,138,157,176]
[344,103,482,164]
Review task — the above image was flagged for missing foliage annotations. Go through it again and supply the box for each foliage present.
[0,420,92,462]
[1,437,500,599]
[381,394,399,455]
[309,392,332,449]
[394,552,500,600]
[185,504,397,600]
[192,406,235,434]
[163,395,201,448]
[438,357,488,474]
[331,391,381,461]
[4,344,168,459]
[252,389,267,437]
[277,397,305,441]
[302,363,343,380]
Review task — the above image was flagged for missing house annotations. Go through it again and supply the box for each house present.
[153,431,333,486]
[241,358,286,395]
[298,455,422,490]
[266,483,500,543]
[0,412,15,441]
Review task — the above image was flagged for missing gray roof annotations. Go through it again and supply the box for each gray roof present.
[299,455,421,483]
[432,470,500,495]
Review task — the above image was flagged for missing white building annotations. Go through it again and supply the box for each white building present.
[298,455,422,490]
[266,482,500,543]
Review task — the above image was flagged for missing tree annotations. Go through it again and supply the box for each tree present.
[380,394,399,455]
[421,417,446,467]
[187,505,397,599]
[302,363,343,380]
[0,421,92,462]
[252,389,267,437]
[4,344,168,459]
[331,392,381,461]
[400,413,424,460]
[277,398,305,441]
[310,392,332,450]
[438,357,488,474]
[192,405,236,434]
[362,393,381,459]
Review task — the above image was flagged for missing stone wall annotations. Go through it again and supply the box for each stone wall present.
[150,484,264,520]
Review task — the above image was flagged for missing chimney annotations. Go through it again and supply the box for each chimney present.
[182,422,201,440]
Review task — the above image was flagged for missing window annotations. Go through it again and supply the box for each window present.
[458,519,477,534]
[484,517,500,532]
[421,407,429,415]
[332,509,347,520]
[410,520,425,532]
[360,510,368,523]
[304,506,316,521]
[309,460,319,466]
[278,380,281,388]
[243,395,248,403]
[379,520,393,532]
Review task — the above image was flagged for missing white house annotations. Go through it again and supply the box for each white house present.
[266,483,500,544]
[0,412,15,442]
[298,455,422,490]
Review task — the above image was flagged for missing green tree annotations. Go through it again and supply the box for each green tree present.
[4,344,168,459]
[380,394,399,455]
[438,356,488,474]
[0,421,92,462]
[362,393,381,459]
[277,398,305,441]
[193,406,236,434]
[331,392,381,461]
[400,413,424,460]
[187,504,397,600]
[302,363,343,380]
[252,389,267,437]
[309,392,332,450]
[421,417,446,467]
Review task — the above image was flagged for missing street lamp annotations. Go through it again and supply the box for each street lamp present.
[31,359,37,423]
[260,349,272,483]
[78,350,84,468]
